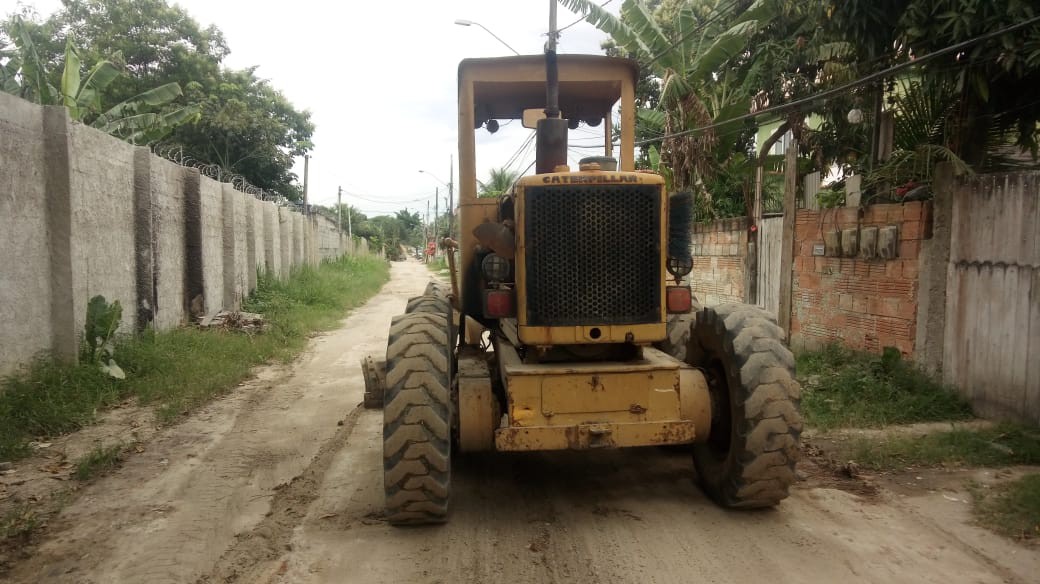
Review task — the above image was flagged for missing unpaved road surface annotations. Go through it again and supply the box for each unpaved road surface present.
[5,260,1038,584]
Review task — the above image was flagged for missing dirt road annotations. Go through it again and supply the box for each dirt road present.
[5,260,1037,584]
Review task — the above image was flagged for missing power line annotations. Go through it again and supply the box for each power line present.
[559,0,614,34]
[636,15,1040,146]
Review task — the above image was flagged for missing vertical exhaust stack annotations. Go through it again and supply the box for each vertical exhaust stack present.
[536,1,568,174]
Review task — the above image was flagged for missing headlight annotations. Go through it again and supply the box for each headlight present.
[667,255,693,279]
[481,253,511,282]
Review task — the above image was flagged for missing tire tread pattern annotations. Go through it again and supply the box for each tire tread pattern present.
[383,310,451,525]
[691,303,802,508]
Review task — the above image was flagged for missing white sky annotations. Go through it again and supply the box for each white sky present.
[14,0,621,217]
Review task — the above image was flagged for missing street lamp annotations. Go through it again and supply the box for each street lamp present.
[454,19,521,56]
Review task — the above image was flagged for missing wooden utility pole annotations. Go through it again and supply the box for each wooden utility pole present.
[777,141,798,337]
[433,187,439,258]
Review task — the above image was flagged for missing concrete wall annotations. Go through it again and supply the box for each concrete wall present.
[941,171,1040,423]
[690,217,748,306]
[0,95,359,374]
[0,93,52,369]
[790,202,928,356]
[150,156,187,331]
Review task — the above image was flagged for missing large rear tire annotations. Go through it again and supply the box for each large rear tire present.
[382,311,452,524]
[688,303,802,508]
[406,294,451,315]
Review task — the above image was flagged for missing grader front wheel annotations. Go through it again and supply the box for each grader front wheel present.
[688,304,803,508]
[382,311,453,524]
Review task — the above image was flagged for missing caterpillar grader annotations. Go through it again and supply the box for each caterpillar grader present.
[361,43,802,525]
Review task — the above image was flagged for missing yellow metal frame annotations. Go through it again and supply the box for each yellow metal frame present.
[492,343,709,451]
[457,56,639,315]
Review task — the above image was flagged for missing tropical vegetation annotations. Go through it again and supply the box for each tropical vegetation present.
[1,0,314,200]
[562,0,1040,219]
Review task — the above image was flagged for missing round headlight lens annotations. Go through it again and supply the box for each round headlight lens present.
[667,256,693,279]
[481,253,511,282]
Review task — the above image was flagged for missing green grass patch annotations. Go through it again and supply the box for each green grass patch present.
[972,473,1040,541]
[847,424,1040,470]
[73,443,125,481]
[798,344,973,430]
[0,255,388,460]
[426,256,448,273]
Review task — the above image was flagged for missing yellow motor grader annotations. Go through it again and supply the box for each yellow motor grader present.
[362,49,801,525]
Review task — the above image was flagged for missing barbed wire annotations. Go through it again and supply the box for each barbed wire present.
[152,144,305,212]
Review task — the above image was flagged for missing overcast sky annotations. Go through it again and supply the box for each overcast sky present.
[17,0,621,217]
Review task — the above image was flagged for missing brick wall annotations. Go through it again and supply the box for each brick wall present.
[790,201,931,356]
[690,217,748,306]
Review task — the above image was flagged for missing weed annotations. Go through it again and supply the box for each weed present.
[848,424,1040,470]
[797,344,973,429]
[74,443,125,481]
[0,503,39,542]
[971,473,1040,541]
[426,257,449,274]
[0,255,388,459]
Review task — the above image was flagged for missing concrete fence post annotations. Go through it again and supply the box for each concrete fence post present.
[132,147,155,330]
[221,185,239,309]
[182,168,204,318]
[293,213,305,268]
[915,163,955,375]
[279,207,293,278]
[246,196,258,292]
[42,106,77,362]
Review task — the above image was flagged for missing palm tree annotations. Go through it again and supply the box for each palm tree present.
[478,167,520,198]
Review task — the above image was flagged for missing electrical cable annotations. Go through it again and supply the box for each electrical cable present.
[635,15,1040,146]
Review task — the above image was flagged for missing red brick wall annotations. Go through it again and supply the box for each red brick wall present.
[791,202,931,356]
[690,217,747,306]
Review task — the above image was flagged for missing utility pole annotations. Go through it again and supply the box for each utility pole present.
[448,154,454,241]
[337,186,342,232]
[433,187,439,258]
[303,154,310,214]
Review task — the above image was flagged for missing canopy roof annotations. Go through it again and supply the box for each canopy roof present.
[458,55,638,121]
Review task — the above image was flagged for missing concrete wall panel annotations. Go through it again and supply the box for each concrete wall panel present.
[263,202,280,276]
[151,156,186,330]
[199,177,224,312]
[0,93,51,373]
[279,207,293,277]
[67,122,137,335]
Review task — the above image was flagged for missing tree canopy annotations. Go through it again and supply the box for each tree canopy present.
[1,0,314,200]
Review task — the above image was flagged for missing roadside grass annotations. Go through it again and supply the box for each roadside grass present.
[73,443,125,481]
[971,473,1040,541]
[797,344,973,430]
[846,424,1040,470]
[426,256,448,273]
[0,255,389,461]
[0,502,39,542]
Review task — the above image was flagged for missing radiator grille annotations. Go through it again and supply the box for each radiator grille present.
[524,184,661,327]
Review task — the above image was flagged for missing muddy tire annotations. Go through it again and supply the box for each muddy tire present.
[654,294,701,360]
[688,303,802,508]
[406,294,451,315]
[656,314,696,360]
[424,281,449,299]
[382,311,452,524]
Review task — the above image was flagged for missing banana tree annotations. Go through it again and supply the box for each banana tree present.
[3,18,197,144]
[561,0,776,192]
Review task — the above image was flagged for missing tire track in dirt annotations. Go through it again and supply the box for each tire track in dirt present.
[198,404,365,583]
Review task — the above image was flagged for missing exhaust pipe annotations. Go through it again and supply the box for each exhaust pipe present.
[536,1,567,174]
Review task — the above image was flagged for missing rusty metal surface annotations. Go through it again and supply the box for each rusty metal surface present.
[458,354,497,452]
[360,356,386,409]
[494,420,696,451]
